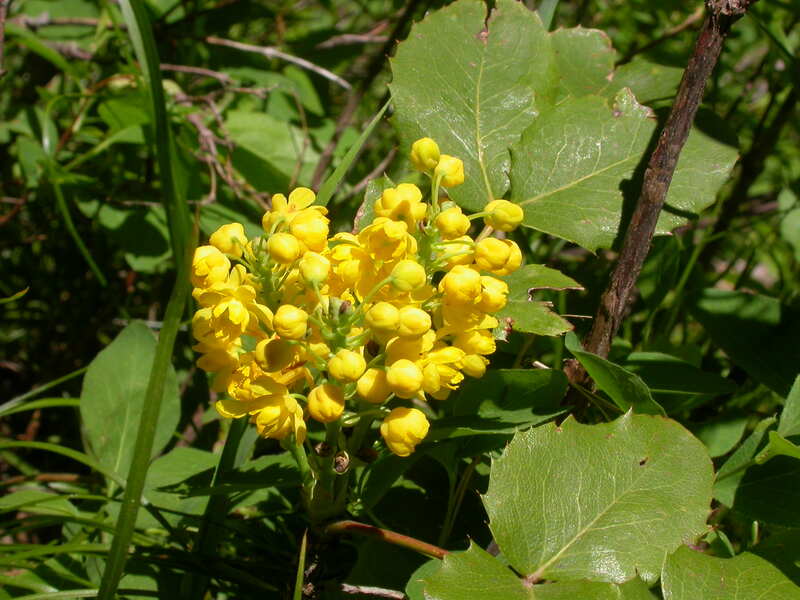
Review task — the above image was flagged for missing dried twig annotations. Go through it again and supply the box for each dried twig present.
[310,0,424,189]
[618,6,705,65]
[206,35,352,90]
[570,0,760,380]
[346,147,397,200]
[0,0,8,78]
[160,63,233,85]
[340,584,406,599]
[316,33,389,49]
[325,520,449,560]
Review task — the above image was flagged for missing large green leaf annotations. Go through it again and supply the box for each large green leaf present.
[661,546,800,599]
[390,0,545,210]
[421,543,656,599]
[483,413,713,584]
[690,289,800,397]
[80,322,180,478]
[510,91,737,251]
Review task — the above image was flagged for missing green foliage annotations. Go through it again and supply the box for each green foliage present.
[3,0,800,597]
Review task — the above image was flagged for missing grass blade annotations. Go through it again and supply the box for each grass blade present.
[315,99,390,207]
[117,0,190,263]
[537,0,560,30]
[52,180,108,287]
[0,366,87,412]
[293,530,308,600]
[0,397,80,418]
[0,440,125,487]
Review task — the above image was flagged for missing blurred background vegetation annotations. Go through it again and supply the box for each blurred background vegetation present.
[1,0,798,597]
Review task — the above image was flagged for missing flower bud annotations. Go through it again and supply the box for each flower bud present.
[477,276,509,313]
[390,259,426,292]
[375,183,427,227]
[307,384,345,423]
[191,245,230,289]
[380,407,430,457]
[290,210,329,252]
[274,305,308,340]
[474,238,522,276]
[365,302,400,331]
[454,329,495,355]
[268,232,302,264]
[439,265,482,304]
[410,137,440,172]
[386,359,424,399]
[255,337,296,372]
[299,252,330,285]
[434,154,464,188]
[397,306,431,338]
[210,223,248,258]
[461,354,488,378]
[484,199,523,232]
[357,368,392,404]
[435,206,470,239]
[327,349,367,383]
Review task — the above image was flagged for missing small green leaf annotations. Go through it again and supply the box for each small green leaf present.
[662,546,800,599]
[484,413,713,584]
[714,416,776,507]
[565,333,665,415]
[81,322,180,478]
[755,431,800,464]
[496,300,573,336]
[692,417,749,458]
[354,176,394,232]
[501,264,583,300]
[779,376,800,438]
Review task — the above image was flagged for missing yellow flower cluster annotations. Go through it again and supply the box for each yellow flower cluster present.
[191,137,523,457]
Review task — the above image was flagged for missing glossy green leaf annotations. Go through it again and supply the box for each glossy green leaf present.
[690,289,800,397]
[730,456,800,527]
[496,300,573,336]
[422,543,656,599]
[606,58,683,104]
[501,264,583,300]
[692,417,748,458]
[484,413,713,584]
[81,322,180,477]
[565,332,665,415]
[661,546,800,599]
[390,0,544,210]
[714,416,776,507]
[752,531,800,587]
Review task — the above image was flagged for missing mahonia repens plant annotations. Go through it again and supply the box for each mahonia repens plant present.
[190,138,524,519]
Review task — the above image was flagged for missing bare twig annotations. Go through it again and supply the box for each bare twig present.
[310,0,423,189]
[206,35,351,90]
[316,33,389,49]
[340,584,405,599]
[618,6,705,65]
[570,0,760,380]
[325,520,449,560]
[346,147,397,200]
[161,63,233,85]
[10,14,113,28]
[0,0,8,78]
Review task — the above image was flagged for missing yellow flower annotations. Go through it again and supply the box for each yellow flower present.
[390,259,427,292]
[327,349,367,383]
[385,330,436,364]
[274,305,308,340]
[484,199,523,232]
[435,206,470,239]
[477,276,509,313]
[268,232,302,264]
[218,371,287,415]
[397,306,431,338]
[410,137,440,172]
[454,329,496,355]
[380,407,430,457]
[254,394,307,443]
[366,301,400,332]
[357,368,393,404]
[290,209,329,253]
[440,235,474,268]
[210,223,247,258]
[191,245,230,289]
[461,354,488,378]
[421,344,465,399]
[299,252,330,285]
[375,183,427,227]
[439,265,482,304]
[262,187,323,230]
[359,217,417,262]
[434,154,464,188]
[474,238,522,276]
[255,336,299,372]
[307,383,345,423]
[386,359,424,399]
